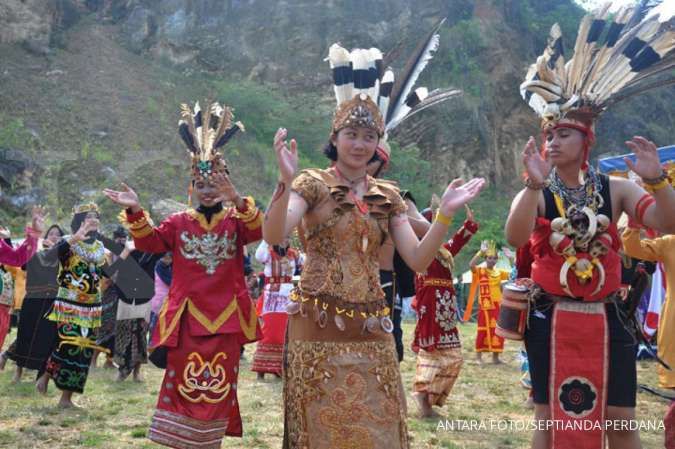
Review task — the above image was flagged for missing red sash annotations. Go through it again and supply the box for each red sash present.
[550,301,608,449]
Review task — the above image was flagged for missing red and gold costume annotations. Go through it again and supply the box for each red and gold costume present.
[469,261,510,354]
[126,200,262,448]
[412,218,477,407]
[122,100,261,449]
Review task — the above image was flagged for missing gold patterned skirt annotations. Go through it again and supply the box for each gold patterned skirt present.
[283,311,409,449]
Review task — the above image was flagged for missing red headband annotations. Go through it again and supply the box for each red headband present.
[542,123,596,171]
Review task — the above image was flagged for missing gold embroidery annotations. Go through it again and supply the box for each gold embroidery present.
[156,296,255,346]
[233,196,262,230]
[187,298,238,334]
[318,371,390,449]
[178,352,231,404]
[284,340,409,449]
[186,208,227,232]
[180,230,237,274]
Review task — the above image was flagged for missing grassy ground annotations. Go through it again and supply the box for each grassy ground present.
[0,321,668,449]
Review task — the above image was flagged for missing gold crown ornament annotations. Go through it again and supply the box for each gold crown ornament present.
[72,202,100,215]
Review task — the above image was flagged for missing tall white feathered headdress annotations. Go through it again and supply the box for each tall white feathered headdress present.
[328,18,462,147]
[521,2,675,129]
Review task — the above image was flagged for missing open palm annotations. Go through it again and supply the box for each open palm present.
[522,136,551,184]
[274,127,298,183]
[103,183,140,209]
[440,178,486,215]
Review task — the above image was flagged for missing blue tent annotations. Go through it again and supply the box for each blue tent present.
[598,145,675,175]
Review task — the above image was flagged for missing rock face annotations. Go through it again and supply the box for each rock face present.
[0,0,673,223]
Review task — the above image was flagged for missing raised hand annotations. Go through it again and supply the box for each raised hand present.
[211,171,240,204]
[480,240,489,254]
[0,226,10,240]
[31,205,46,233]
[439,178,486,216]
[103,183,140,210]
[522,136,551,184]
[624,136,663,180]
[70,221,94,243]
[274,128,298,183]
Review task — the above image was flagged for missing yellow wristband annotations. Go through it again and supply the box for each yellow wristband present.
[434,210,453,227]
[643,178,670,193]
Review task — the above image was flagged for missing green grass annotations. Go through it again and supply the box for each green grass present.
[0,322,667,448]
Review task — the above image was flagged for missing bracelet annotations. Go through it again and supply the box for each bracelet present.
[434,210,453,227]
[524,178,548,190]
[643,178,670,193]
[641,170,668,185]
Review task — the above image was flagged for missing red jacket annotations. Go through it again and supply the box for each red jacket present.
[125,198,262,348]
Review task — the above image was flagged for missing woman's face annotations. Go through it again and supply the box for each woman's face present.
[193,179,220,207]
[84,212,100,233]
[544,127,586,167]
[332,127,379,171]
[45,227,63,245]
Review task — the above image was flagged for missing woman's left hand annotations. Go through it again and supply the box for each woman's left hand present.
[624,136,663,180]
[439,178,486,216]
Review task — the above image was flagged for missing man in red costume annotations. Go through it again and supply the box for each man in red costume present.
[507,7,675,448]
[104,101,262,449]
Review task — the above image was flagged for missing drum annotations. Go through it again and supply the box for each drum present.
[496,282,530,341]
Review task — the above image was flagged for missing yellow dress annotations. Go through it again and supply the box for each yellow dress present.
[284,169,409,449]
[622,227,675,389]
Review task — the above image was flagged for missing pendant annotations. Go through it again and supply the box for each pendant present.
[334,314,346,331]
[361,234,368,253]
[380,316,394,333]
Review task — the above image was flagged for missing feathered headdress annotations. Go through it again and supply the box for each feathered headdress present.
[178,101,245,181]
[521,2,675,130]
[328,17,462,153]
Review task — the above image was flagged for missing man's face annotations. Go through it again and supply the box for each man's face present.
[194,179,221,207]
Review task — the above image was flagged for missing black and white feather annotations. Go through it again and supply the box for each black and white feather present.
[178,101,244,161]
[521,2,675,121]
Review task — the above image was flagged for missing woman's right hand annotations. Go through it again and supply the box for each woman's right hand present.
[102,183,141,211]
[274,128,298,183]
[522,136,551,184]
[70,221,94,243]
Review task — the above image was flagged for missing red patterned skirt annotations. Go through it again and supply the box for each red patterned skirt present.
[149,317,244,449]
[252,312,287,375]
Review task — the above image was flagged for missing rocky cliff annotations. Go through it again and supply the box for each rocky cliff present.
[0,0,673,230]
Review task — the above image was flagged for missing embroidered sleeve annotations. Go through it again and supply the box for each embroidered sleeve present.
[448,219,479,256]
[234,196,263,245]
[291,171,325,209]
[123,209,175,253]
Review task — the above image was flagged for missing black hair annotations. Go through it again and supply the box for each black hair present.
[70,211,100,233]
[112,225,128,239]
[322,140,382,164]
[43,224,64,239]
